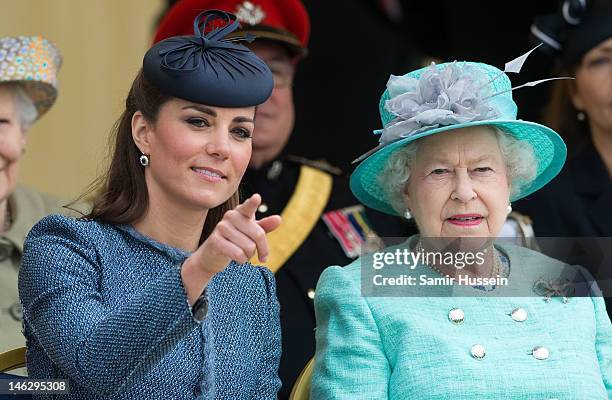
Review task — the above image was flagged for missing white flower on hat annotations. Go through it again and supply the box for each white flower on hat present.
[380,62,498,145]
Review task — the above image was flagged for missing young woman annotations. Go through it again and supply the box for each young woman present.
[19,11,281,399]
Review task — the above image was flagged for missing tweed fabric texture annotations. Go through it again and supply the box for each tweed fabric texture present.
[18,215,281,399]
[311,238,612,399]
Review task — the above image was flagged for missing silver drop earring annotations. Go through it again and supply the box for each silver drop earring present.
[139,154,150,167]
[404,209,412,220]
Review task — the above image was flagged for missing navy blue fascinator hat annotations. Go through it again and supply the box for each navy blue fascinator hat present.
[143,10,273,107]
[531,0,612,67]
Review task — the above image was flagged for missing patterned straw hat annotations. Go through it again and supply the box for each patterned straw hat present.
[350,61,567,216]
[0,35,62,119]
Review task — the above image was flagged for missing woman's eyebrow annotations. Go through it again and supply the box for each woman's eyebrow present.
[598,46,612,54]
[471,154,495,163]
[182,104,217,117]
[233,116,254,124]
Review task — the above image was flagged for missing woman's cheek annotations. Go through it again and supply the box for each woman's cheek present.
[232,142,252,175]
[0,135,24,162]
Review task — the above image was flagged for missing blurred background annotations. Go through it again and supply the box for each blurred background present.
[2,0,559,199]
[0,0,165,199]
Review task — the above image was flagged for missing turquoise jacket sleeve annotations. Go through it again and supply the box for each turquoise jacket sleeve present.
[19,217,200,396]
[310,264,391,399]
[592,295,612,396]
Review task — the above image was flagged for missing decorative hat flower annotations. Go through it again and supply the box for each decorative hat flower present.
[380,62,499,145]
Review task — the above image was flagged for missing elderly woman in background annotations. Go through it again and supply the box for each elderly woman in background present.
[0,35,64,354]
[311,61,611,399]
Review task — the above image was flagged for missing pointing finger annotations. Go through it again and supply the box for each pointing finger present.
[257,215,282,233]
[235,194,261,218]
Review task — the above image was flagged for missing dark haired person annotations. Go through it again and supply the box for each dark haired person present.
[515,0,612,317]
[19,11,281,399]
[516,0,612,237]
[154,2,411,396]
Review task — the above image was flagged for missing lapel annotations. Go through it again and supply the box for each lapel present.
[570,143,612,236]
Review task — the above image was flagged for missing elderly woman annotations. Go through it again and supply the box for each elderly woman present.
[310,61,611,399]
[19,11,281,399]
[0,35,64,353]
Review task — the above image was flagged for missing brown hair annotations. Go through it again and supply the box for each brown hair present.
[75,70,239,242]
[543,63,591,158]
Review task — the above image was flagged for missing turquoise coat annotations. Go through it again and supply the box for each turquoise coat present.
[311,236,611,399]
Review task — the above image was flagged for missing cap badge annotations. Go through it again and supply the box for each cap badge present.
[236,1,266,25]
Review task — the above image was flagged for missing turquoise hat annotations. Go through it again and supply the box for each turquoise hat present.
[350,61,567,216]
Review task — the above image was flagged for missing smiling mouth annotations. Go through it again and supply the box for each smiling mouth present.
[446,215,484,226]
[447,216,483,221]
[190,167,226,180]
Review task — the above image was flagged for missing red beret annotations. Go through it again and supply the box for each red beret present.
[154,0,310,58]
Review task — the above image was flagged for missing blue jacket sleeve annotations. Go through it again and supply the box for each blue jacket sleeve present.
[310,264,391,399]
[251,266,282,399]
[18,217,200,396]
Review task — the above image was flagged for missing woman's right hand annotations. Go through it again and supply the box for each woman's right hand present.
[181,194,282,304]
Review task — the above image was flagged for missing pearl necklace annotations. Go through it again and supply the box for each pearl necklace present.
[415,240,503,279]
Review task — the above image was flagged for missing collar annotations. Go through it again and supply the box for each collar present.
[115,224,191,264]
[3,186,49,255]
[246,158,285,182]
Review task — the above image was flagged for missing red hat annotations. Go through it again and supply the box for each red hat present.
[154,0,310,58]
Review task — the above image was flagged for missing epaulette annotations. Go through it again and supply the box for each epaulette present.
[286,155,343,176]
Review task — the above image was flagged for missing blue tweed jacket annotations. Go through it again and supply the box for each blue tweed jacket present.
[311,236,612,399]
[18,215,281,399]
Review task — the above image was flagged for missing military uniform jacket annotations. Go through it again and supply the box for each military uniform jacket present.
[242,157,412,398]
[1,185,65,353]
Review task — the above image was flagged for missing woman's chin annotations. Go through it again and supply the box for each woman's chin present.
[441,220,490,237]
[183,190,231,211]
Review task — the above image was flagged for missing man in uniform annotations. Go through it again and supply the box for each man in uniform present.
[154,1,409,397]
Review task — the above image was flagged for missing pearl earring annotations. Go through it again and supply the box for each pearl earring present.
[507,204,512,215]
[577,112,586,121]
[404,209,412,219]
[139,154,150,167]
